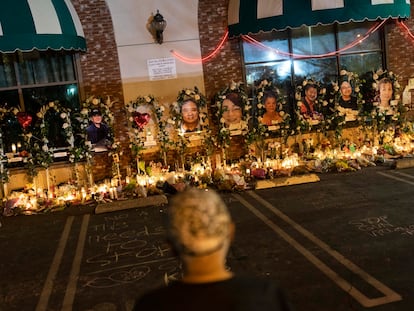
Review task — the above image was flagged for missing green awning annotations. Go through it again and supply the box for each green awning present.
[228,0,411,36]
[0,0,86,53]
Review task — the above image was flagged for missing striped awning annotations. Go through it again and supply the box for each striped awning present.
[0,0,86,53]
[228,0,411,36]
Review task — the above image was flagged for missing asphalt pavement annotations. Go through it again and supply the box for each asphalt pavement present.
[1,165,414,311]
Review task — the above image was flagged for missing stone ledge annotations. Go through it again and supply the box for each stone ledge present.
[394,158,414,169]
[95,194,168,214]
[255,174,320,189]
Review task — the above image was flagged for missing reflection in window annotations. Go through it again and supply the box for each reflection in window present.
[242,21,384,88]
[0,50,80,158]
[291,25,335,55]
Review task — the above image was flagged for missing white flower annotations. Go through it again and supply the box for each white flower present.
[194,94,200,101]
[220,117,226,124]
[185,89,192,95]
[159,106,165,112]
[62,123,69,129]
[279,111,285,117]
[92,98,100,105]
[257,103,263,109]
[372,83,377,90]
[394,94,400,100]
[297,101,303,108]
[60,112,67,119]
[323,101,328,106]
[334,85,339,92]
[340,70,347,76]
[373,74,379,80]
[145,96,151,103]
[81,108,89,115]
[42,145,49,152]
[48,102,55,108]
[355,87,360,92]
[13,108,19,114]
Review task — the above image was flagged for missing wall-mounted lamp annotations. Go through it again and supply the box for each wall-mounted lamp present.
[151,10,167,44]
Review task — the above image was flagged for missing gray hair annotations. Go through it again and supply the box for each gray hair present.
[167,188,231,256]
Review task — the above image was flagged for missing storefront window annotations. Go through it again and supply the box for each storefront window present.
[0,51,80,158]
[242,21,384,88]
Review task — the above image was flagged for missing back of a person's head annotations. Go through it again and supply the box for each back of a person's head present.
[167,188,232,257]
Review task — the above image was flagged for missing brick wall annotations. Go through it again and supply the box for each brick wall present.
[386,3,414,86]
[72,0,130,181]
[198,0,246,161]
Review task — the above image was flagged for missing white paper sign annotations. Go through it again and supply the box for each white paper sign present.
[147,57,177,81]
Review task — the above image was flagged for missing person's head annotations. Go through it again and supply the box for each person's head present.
[340,81,353,99]
[304,83,318,102]
[167,188,234,259]
[377,78,393,103]
[90,109,103,124]
[222,92,242,126]
[263,91,277,113]
[181,99,200,129]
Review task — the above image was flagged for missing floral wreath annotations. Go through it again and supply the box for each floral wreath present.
[295,78,328,133]
[72,96,116,162]
[255,79,291,140]
[329,70,364,137]
[362,69,404,133]
[168,87,209,153]
[170,86,209,132]
[125,95,171,157]
[213,81,250,148]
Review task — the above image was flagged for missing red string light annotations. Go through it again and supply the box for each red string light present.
[170,30,229,64]
[242,20,386,59]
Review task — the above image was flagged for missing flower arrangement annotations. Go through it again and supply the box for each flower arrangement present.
[71,96,115,162]
[329,70,364,139]
[295,78,328,133]
[360,69,404,143]
[255,79,291,142]
[170,86,209,133]
[213,81,250,148]
[125,95,158,156]
[152,101,175,167]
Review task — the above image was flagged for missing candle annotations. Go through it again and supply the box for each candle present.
[109,187,114,200]
[11,144,16,154]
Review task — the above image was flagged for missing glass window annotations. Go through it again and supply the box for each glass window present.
[243,31,289,63]
[339,52,383,75]
[0,51,80,157]
[293,58,337,84]
[291,25,336,55]
[242,21,384,89]
[337,22,381,53]
[0,54,17,88]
